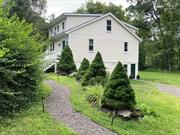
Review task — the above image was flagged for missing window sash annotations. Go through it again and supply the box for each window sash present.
[107,20,111,31]
[124,42,128,52]
[89,39,94,51]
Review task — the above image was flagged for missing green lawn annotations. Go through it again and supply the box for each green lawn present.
[140,71,180,87]
[47,74,180,135]
[0,83,77,135]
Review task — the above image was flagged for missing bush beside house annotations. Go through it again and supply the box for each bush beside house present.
[101,62,136,110]
[82,52,106,86]
[0,8,44,116]
[57,45,77,75]
[76,58,90,80]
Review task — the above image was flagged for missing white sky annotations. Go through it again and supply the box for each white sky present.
[46,0,130,17]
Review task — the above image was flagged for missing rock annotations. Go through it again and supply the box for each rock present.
[69,72,77,77]
[118,110,132,118]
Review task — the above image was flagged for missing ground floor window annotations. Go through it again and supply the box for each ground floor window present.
[50,42,55,51]
[123,64,128,73]
[62,40,66,49]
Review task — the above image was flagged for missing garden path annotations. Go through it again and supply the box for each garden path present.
[156,83,180,98]
[45,80,117,135]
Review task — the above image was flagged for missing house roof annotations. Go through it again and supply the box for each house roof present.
[65,13,141,41]
[49,12,102,27]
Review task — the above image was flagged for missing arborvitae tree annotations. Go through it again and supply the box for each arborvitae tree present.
[57,45,77,75]
[0,1,44,116]
[101,62,136,110]
[82,52,106,86]
[76,58,90,80]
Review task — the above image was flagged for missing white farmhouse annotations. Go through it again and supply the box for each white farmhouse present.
[44,12,141,79]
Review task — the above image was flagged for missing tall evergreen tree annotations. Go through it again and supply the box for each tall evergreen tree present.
[76,58,90,80]
[82,52,106,86]
[101,62,136,110]
[57,45,77,75]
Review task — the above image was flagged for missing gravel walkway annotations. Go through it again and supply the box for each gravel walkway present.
[45,80,117,135]
[156,83,180,98]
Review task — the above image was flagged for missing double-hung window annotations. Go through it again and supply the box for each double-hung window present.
[50,42,55,51]
[123,64,128,73]
[89,39,94,52]
[107,20,111,31]
[124,42,128,52]
[62,22,65,30]
[62,40,66,49]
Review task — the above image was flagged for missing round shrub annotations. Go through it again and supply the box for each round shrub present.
[82,52,106,86]
[101,62,136,110]
[57,45,77,75]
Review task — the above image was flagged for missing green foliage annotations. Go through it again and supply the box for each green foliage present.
[57,45,77,75]
[102,62,136,110]
[0,83,77,135]
[86,86,104,108]
[82,52,106,86]
[47,74,180,135]
[6,0,48,38]
[0,6,44,116]
[76,58,90,80]
[140,71,180,87]
[127,0,180,71]
[76,1,130,22]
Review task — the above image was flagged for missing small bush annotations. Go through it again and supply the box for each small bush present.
[138,103,157,117]
[137,75,140,79]
[101,62,136,110]
[82,52,106,86]
[57,45,77,75]
[76,58,90,80]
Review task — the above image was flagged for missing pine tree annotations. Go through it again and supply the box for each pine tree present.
[76,58,90,80]
[101,62,136,110]
[57,45,77,75]
[82,52,106,86]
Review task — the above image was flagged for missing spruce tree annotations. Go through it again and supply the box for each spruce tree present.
[76,58,90,80]
[82,52,106,86]
[57,45,77,75]
[101,62,136,110]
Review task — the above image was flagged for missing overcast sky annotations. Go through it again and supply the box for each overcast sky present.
[46,0,130,17]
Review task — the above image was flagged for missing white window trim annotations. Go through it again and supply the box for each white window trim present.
[124,42,128,53]
[107,20,112,32]
[89,39,94,52]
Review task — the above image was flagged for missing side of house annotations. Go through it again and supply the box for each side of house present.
[45,13,141,79]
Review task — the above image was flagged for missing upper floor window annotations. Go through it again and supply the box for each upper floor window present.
[50,42,55,51]
[107,20,111,31]
[89,39,94,52]
[124,42,128,52]
[62,22,65,30]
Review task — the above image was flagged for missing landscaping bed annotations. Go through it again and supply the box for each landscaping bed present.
[47,74,180,135]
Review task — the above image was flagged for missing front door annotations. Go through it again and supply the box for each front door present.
[131,64,135,79]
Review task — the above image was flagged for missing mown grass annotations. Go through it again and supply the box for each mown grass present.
[140,71,180,87]
[47,74,180,135]
[0,83,77,135]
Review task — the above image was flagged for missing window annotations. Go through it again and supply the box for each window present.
[62,22,65,30]
[89,39,94,51]
[62,40,66,49]
[57,25,59,32]
[124,42,128,52]
[107,20,111,31]
[50,42,55,51]
[123,64,128,73]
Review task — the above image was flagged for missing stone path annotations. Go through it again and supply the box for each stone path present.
[45,80,117,135]
[156,83,180,98]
